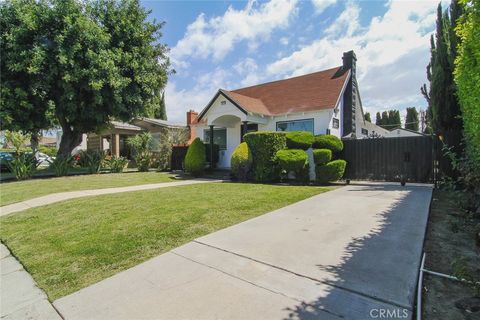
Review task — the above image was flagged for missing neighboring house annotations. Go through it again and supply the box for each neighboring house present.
[192,50,385,168]
[384,128,426,138]
[86,118,188,158]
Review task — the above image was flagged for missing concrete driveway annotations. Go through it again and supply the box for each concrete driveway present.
[54,182,432,320]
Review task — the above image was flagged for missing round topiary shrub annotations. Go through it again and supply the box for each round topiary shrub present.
[185,138,206,177]
[231,142,252,181]
[316,159,347,184]
[244,131,287,182]
[313,149,332,166]
[286,131,314,150]
[312,135,344,153]
[276,149,308,178]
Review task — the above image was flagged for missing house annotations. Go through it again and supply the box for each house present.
[191,50,384,168]
[384,128,426,138]
[85,118,188,158]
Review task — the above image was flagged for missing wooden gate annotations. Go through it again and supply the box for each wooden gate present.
[171,146,188,171]
[340,136,435,182]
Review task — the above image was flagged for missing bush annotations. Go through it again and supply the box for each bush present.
[50,154,73,176]
[107,155,128,173]
[185,138,206,177]
[286,131,314,150]
[127,132,154,172]
[7,153,38,180]
[316,160,347,184]
[275,149,308,173]
[231,142,252,181]
[312,135,343,152]
[244,131,287,182]
[39,146,57,157]
[313,149,332,165]
[78,150,105,174]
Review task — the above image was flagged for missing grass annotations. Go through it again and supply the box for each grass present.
[0,182,329,300]
[0,171,176,206]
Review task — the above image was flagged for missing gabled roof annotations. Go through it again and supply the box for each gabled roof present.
[198,66,350,121]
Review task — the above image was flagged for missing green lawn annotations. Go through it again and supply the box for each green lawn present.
[0,172,176,206]
[0,183,329,300]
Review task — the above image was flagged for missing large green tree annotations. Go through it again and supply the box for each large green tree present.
[364,112,371,122]
[421,1,463,142]
[375,109,401,129]
[405,107,419,131]
[0,0,55,152]
[1,0,170,156]
[455,0,480,165]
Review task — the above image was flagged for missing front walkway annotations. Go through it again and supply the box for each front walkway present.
[0,244,61,320]
[0,178,222,217]
[53,182,432,320]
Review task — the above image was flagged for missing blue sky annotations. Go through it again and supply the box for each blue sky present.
[141,0,443,124]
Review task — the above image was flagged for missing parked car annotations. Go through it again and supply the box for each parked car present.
[0,151,54,172]
[0,151,13,172]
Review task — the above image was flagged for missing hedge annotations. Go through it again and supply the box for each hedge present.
[313,149,332,166]
[275,149,308,174]
[312,135,343,152]
[286,131,314,150]
[185,138,206,177]
[244,131,286,182]
[316,160,346,184]
[231,142,252,181]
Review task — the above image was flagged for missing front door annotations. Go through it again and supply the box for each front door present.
[240,123,258,142]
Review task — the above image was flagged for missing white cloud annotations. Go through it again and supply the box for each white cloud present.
[280,37,289,45]
[170,0,298,66]
[324,2,360,38]
[266,0,438,116]
[311,0,337,15]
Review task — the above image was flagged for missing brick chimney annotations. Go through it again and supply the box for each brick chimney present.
[342,50,358,137]
[186,110,198,144]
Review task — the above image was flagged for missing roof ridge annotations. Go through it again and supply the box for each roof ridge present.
[231,66,344,92]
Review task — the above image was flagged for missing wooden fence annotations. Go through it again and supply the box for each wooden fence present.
[340,136,435,183]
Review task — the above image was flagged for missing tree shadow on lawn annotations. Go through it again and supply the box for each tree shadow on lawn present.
[282,184,431,319]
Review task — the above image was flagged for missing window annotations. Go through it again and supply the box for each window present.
[276,119,314,133]
[332,118,339,129]
[204,128,227,150]
[361,128,368,136]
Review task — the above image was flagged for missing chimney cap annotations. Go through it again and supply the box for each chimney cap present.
[342,50,357,60]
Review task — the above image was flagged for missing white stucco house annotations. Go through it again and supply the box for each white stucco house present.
[191,50,386,168]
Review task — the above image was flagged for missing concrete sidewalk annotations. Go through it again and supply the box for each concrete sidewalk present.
[53,182,432,320]
[0,244,61,320]
[0,178,222,216]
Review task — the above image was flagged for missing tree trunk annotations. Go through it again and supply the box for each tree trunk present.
[30,132,40,158]
[58,128,83,156]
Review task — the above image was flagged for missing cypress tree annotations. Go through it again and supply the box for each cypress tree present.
[154,91,168,120]
[364,112,371,122]
[375,112,382,126]
[405,107,419,131]
[421,1,463,142]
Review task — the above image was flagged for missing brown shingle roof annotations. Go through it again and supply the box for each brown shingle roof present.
[224,66,349,115]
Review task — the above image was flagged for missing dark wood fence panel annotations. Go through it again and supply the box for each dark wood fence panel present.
[340,136,434,182]
[171,146,188,170]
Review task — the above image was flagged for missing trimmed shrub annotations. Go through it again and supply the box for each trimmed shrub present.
[286,131,314,150]
[316,160,347,184]
[312,135,343,152]
[185,138,206,177]
[244,131,286,182]
[313,149,332,166]
[276,149,308,172]
[231,142,252,181]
